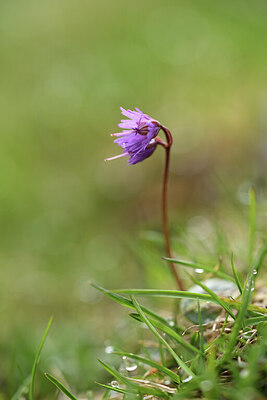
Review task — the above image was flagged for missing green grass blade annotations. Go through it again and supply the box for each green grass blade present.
[197,300,204,357]
[96,382,129,395]
[163,257,234,282]
[45,373,78,400]
[90,282,168,325]
[113,288,215,301]
[99,360,169,398]
[131,296,195,378]
[248,187,256,266]
[111,288,267,314]
[222,270,255,362]
[99,360,136,388]
[231,253,242,295]
[251,241,267,274]
[159,341,165,367]
[188,273,236,320]
[130,313,200,355]
[113,351,180,383]
[244,315,267,327]
[29,317,53,400]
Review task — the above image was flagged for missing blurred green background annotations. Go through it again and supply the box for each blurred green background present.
[0,0,266,398]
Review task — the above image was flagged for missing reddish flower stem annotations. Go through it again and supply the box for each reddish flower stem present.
[156,126,184,290]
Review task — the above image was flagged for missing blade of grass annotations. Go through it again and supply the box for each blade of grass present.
[163,257,234,282]
[251,241,267,274]
[197,300,204,357]
[113,351,180,383]
[130,313,200,355]
[159,341,165,367]
[45,373,78,400]
[99,360,169,399]
[99,360,137,389]
[248,187,256,266]
[221,270,254,362]
[188,273,236,320]
[231,253,242,295]
[113,288,215,301]
[111,288,267,315]
[96,382,129,395]
[90,282,168,325]
[218,313,229,339]
[131,296,195,378]
[29,317,53,400]
[244,315,267,326]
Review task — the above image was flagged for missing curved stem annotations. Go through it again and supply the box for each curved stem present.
[160,125,184,290]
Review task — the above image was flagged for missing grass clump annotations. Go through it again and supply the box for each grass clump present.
[89,190,266,400]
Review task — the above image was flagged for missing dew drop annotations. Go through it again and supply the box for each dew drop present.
[252,269,257,275]
[182,375,193,383]
[111,380,119,387]
[195,268,204,274]
[167,317,175,327]
[126,364,138,372]
[105,345,114,354]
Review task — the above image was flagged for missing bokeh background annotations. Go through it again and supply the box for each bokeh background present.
[0,0,266,398]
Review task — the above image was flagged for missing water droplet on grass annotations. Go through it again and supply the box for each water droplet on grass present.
[182,375,193,383]
[195,268,204,274]
[167,317,175,327]
[126,364,138,372]
[105,345,114,354]
[111,380,119,387]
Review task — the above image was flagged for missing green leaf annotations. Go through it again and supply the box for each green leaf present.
[188,273,236,320]
[45,373,78,400]
[231,253,242,295]
[113,351,180,383]
[131,296,195,378]
[163,257,234,282]
[29,317,53,400]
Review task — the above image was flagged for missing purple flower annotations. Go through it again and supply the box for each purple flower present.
[105,107,161,165]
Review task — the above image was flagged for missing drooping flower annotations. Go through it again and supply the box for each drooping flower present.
[105,107,161,165]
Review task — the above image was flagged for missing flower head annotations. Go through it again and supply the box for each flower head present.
[105,107,161,165]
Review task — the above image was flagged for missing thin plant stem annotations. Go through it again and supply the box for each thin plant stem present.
[157,125,184,290]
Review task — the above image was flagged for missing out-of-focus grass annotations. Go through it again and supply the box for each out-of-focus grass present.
[0,0,266,398]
